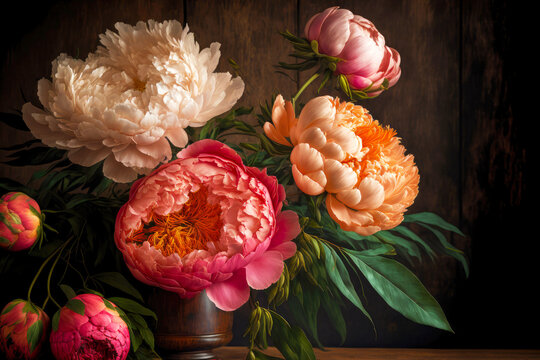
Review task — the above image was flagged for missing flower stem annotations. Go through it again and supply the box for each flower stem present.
[27,238,71,305]
[46,244,67,309]
[292,72,320,109]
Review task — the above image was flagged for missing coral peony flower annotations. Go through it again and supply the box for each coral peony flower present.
[115,139,300,311]
[0,192,42,252]
[264,95,419,236]
[305,6,401,96]
[22,20,244,183]
[0,299,49,360]
[50,294,130,360]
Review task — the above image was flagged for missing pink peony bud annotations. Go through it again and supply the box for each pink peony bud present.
[0,299,50,360]
[0,192,42,252]
[305,6,401,96]
[50,294,130,360]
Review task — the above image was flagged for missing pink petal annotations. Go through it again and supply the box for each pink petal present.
[206,269,250,311]
[268,210,300,259]
[305,7,338,40]
[318,9,354,56]
[245,250,284,290]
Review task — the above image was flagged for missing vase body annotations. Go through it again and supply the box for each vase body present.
[148,289,233,360]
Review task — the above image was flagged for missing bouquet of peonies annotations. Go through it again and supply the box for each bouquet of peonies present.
[0,7,467,360]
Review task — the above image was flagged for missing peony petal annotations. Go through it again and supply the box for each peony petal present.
[323,159,357,193]
[292,165,326,196]
[245,251,284,290]
[103,156,138,183]
[355,177,385,210]
[166,128,189,148]
[269,210,300,259]
[290,143,324,174]
[318,8,354,56]
[296,96,335,135]
[206,269,250,311]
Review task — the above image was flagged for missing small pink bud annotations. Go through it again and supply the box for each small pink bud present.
[305,7,401,96]
[0,192,42,252]
[0,299,50,360]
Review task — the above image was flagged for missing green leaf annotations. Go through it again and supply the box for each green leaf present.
[375,231,421,261]
[107,297,157,321]
[253,349,284,360]
[0,139,40,151]
[59,284,77,301]
[287,288,323,349]
[391,225,436,260]
[93,272,144,302]
[321,243,373,324]
[0,112,29,131]
[26,319,43,352]
[66,299,86,316]
[320,292,347,345]
[404,212,465,236]
[348,253,453,332]
[269,310,315,360]
[418,223,470,277]
[52,310,60,331]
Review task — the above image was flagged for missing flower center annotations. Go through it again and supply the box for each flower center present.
[132,78,146,92]
[336,100,397,178]
[127,186,222,257]
[78,339,118,359]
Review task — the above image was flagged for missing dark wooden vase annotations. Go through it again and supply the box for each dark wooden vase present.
[147,289,233,360]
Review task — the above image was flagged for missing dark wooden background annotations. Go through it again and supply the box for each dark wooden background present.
[0,0,531,350]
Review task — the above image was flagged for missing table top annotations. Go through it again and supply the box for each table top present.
[213,347,540,359]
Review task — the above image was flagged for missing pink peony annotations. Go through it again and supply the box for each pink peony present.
[0,192,42,252]
[49,294,130,360]
[0,299,50,360]
[114,139,300,311]
[305,6,401,96]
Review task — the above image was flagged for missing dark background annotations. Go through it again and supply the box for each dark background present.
[0,0,532,350]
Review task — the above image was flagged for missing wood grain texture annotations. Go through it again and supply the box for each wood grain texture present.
[148,289,233,359]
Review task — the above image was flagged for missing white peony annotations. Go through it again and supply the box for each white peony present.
[22,20,245,183]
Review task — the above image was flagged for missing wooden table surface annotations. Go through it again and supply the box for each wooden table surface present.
[213,347,540,359]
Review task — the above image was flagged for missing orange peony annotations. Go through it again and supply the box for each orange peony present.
[264,95,419,236]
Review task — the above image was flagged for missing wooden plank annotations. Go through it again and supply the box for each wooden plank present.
[457,0,530,349]
[185,0,298,117]
[214,347,540,360]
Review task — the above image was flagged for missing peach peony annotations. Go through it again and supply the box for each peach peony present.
[114,139,299,311]
[305,6,401,96]
[22,20,244,183]
[264,95,419,236]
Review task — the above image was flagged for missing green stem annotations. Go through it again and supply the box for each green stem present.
[46,243,67,309]
[41,295,49,309]
[292,72,320,109]
[27,239,70,304]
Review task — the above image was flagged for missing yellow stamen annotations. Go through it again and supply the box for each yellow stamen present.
[127,187,222,257]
